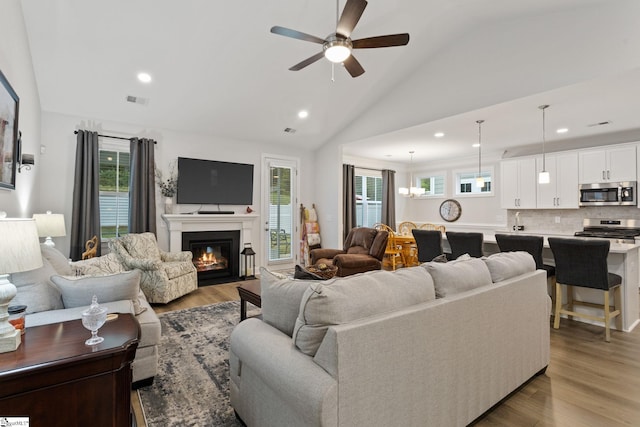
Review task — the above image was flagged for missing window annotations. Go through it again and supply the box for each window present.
[355,170,382,227]
[416,172,445,196]
[454,168,493,196]
[99,144,130,239]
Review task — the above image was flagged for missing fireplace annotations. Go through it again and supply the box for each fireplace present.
[182,230,240,285]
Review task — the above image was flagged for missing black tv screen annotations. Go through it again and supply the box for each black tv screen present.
[177,157,254,205]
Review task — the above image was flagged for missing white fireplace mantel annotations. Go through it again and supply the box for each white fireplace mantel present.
[161,214,259,253]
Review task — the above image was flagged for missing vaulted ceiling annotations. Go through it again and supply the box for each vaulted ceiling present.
[20,0,640,164]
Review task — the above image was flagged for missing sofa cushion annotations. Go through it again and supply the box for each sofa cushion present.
[26,300,135,327]
[10,258,64,314]
[40,244,73,276]
[293,267,436,356]
[70,253,126,276]
[261,267,315,337]
[423,257,492,298]
[50,270,146,315]
[483,251,536,283]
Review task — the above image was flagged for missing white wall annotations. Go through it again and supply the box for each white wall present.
[0,1,41,217]
[38,111,316,262]
[316,2,640,246]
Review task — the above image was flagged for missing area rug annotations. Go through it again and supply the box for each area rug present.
[138,301,259,427]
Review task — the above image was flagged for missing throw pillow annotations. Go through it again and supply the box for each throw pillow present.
[483,251,536,283]
[293,267,436,357]
[9,258,64,314]
[40,244,73,276]
[260,267,315,337]
[431,253,448,263]
[423,257,492,298]
[50,270,146,315]
[70,253,126,276]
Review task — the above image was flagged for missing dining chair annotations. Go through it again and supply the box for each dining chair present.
[445,231,484,260]
[397,221,417,236]
[548,237,622,342]
[374,223,406,270]
[411,229,444,263]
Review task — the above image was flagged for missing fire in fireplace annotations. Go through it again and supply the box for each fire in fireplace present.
[182,230,240,285]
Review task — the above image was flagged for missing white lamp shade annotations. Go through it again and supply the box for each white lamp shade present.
[398,187,409,195]
[33,213,66,237]
[0,219,44,274]
[476,176,485,187]
[538,171,550,184]
[410,187,425,196]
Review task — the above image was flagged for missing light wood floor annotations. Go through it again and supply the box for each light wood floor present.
[133,283,640,426]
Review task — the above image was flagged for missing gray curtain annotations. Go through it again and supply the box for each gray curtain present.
[129,138,156,234]
[343,164,356,240]
[381,169,396,229]
[70,130,101,260]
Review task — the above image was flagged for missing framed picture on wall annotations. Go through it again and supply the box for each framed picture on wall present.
[0,68,19,190]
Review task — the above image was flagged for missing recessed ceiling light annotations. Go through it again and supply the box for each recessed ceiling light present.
[434,132,445,138]
[298,110,309,119]
[556,128,569,134]
[137,72,152,83]
[472,143,480,148]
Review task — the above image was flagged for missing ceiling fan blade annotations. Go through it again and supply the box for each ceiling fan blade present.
[336,0,368,38]
[270,26,326,44]
[343,55,365,78]
[289,51,325,71]
[352,33,410,49]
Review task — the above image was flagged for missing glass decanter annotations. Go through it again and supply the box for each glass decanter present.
[81,295,108,346]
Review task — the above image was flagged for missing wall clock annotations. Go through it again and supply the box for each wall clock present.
[439,199,462,222]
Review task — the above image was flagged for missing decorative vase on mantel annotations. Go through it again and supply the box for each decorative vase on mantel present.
[164,197,174,214]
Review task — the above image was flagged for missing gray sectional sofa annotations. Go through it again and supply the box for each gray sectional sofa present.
[9,245,161,387]
[230,252,551,427]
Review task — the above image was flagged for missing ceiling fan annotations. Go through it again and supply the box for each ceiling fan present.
[270,0,410,78]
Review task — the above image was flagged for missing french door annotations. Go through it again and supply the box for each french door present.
[262,156,298,267]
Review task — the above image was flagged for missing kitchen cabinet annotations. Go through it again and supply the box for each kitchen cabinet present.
[579,145,636,183]
[536,152,579,208]
[500,157,537,209]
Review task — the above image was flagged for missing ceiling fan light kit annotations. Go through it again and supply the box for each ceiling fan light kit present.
[270,0,409,78]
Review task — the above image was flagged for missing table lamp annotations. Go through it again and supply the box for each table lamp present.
[33,211,66,247]
[0,218,43,352]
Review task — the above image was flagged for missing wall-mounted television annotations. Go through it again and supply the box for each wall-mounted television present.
[177,157,254,205]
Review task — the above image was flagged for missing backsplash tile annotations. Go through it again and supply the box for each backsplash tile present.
[507,207,640,235]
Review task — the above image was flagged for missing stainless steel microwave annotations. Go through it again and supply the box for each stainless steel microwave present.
[579,182,637,206]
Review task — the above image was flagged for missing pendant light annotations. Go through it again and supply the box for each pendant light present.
[475,120,485,188]
[538,104,550,184]
[398,151,425,197]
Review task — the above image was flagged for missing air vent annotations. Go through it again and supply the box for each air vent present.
[284,127,297,133]
[126,95,149,106]
[587,121,611,127]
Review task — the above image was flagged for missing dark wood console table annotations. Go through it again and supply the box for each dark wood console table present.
[0,313,140,426]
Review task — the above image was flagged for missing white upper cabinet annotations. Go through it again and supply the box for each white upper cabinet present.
[579,145,636,183]
[536,152,579,209]
[500,157,537,209]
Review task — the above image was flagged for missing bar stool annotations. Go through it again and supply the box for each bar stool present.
[445,231,483,260]
[411,229,444,263]
[548,237,622,342]
[494,234,555,278]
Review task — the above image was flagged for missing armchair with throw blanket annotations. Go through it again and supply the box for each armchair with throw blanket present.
[109,232,198,303]
[310,227,388,277]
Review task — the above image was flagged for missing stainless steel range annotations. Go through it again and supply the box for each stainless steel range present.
[574,219,640,244]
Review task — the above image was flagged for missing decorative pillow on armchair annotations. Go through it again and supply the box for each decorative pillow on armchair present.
[50,270,146,315]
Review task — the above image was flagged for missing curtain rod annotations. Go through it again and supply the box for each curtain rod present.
[73,130,157,144]
[354,166,396,173]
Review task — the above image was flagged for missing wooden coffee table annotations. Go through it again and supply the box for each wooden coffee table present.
[0,313,140,426]
[237,280,261,321]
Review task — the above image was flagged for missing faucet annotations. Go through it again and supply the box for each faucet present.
[514,211,521,233]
